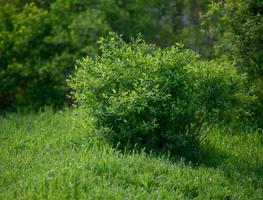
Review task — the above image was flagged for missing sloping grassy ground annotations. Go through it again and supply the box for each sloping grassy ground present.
[0,109,262,199]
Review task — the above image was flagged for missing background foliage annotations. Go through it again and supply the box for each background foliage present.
[0,0,109,109]
[204,0,263,127]
[0,0,214,110]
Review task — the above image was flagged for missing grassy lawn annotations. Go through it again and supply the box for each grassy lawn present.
[0,109,262,199]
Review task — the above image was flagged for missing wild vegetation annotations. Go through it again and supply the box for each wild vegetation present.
[69,35,251,154]
[0,109,262,199]
[0,0,211,110]
[204,0,263,127]
[0,0,262,199]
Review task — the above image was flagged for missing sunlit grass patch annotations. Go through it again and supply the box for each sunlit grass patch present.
[0,109,262,199]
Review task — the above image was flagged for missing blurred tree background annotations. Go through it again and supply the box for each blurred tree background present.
[0,0,262,127]
[0,0,214,110]
[204,0,263,127]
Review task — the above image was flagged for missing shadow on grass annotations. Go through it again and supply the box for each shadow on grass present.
[111,137,262,189]
[184,141,263,188]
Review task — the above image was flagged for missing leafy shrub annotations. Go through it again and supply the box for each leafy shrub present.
[69,35,250,154]
[203,0,263,126]
[0,1,109,110]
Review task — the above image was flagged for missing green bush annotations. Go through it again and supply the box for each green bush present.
[0,1,109,110]
[203,0,263,126]
[69,35,250,154]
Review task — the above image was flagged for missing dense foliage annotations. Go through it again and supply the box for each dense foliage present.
[69,35,249,154]
[0,0,213,110]
[0,1,109,109]
[204,0,263,126]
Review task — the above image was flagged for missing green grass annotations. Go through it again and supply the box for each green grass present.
[0,109,262,199]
